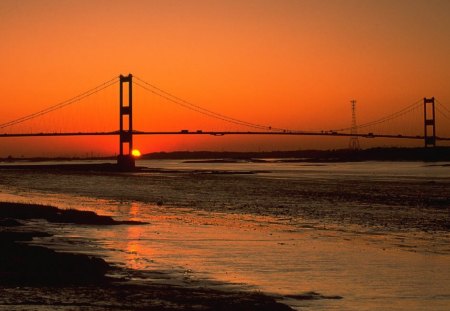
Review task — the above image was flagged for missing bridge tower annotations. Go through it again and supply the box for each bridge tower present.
[423,97,436,148]
[117,74,135,169]
[349,99,360,150]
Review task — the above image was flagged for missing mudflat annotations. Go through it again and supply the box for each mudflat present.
[0,202,293,311]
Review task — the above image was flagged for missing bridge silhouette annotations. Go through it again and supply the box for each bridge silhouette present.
[1,73,449,169]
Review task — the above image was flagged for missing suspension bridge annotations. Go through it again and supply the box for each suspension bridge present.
[1,74,449,169]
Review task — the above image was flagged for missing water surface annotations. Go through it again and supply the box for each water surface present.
[0,160,449,310]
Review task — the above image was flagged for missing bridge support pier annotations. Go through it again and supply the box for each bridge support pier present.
[423,97,436,148]
[117,74,135,170]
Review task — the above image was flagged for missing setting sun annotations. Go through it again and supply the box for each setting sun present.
[131,149,141,157]
[0,1,449,310]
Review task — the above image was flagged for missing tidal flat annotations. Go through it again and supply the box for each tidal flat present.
[0,160,449,310]
[0,202,292,310]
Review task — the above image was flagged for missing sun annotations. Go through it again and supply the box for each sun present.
[131,149,141,157]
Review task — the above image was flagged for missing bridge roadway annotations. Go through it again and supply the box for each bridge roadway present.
[1,130,450,141]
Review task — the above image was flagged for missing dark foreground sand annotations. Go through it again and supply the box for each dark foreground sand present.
[0,202,293,310]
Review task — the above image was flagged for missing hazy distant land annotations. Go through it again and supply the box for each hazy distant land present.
[143,147,450,162]
[1,147,449,163]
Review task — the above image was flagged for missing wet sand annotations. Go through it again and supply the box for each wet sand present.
[0,161,449,310]
[0,202,293,310]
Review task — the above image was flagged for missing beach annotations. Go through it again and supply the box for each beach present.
[0,159,449,310]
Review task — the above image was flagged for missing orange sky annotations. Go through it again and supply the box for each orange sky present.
[1,0,450,156]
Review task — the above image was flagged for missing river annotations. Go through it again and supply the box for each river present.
[0,160,449,310]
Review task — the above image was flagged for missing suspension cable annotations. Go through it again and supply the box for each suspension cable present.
[436,99,450,115]
[332,99,423,132]
[0,76,119,129]
[134,76,288,132]
[436,106,450,121]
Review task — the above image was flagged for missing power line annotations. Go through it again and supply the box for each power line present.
[0,76,118,129]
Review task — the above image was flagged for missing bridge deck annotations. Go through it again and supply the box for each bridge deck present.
[1,131,449,140]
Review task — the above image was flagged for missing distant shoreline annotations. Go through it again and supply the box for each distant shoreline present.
[1,147,449,163]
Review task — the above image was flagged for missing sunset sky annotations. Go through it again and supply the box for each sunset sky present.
[1,0,450,156]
